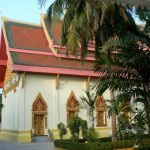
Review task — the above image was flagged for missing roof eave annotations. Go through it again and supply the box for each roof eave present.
[12,64,99,77]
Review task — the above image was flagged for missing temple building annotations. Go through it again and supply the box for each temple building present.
[0,15,111,142]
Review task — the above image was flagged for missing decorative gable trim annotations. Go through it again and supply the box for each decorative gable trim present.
[66,91,78,111]
[41,14,57,55]
[32,93,48,112]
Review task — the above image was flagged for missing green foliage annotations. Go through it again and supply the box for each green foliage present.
[69,116,82,141]
[95,29,150,133]
[46,0,139,60]
[54,139,97,150]
[54,139,134,150]
[99,137,112,142]
[116,107,147,144]
[137,145,150,150]
[69,116,89,141]
[57,122,67,139]
[54,139,75,149]
[135,9,150,35]
[80,119,88,139]
[87,128,99,143]
[37,0,47,9]
[131,108,147,145]
[80,90,97,128]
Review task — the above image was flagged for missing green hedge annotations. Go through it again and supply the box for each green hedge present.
[54,139,150,150]
[99,141,133,150]
[54,139,74,149]
[99,137,112,142]
[137,145,150,150]
[54,140,133,150]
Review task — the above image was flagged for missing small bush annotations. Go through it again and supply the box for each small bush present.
[80,120,88,139]
[137,145,150,150]
[87,128,99,143]
[54,139,73,149]
[57,122,67,139]
[69,116,82,141]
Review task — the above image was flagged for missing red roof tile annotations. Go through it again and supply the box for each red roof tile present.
[0,66,6,82]
[1,18,97,78]
[50,21,62,43]
[11,51,94,70]
[10,25,50,51]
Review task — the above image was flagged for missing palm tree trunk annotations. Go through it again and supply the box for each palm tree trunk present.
[144,103,150,134]
[110,90,117,141]
[146,100,150,135]
[91,109,95,129]
[143,83,150,134]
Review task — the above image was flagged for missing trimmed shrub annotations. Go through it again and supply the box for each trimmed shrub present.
[137,145,150,150]
[54,139,133,150]
[57,122,67,139]
[69,116,82,141]
[99,137,112,142]
[54,139,73,149]
[87,128,99,143]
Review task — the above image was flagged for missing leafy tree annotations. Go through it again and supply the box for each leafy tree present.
[80,90,97,129]
[94,31,150,133]
[69,116,82,141]
[131,108,147,145]
[43,1,143,141]
[38,0,138,59]
[39,0,150,10]
[57,122,67,139]
[87,128,99,143]
[80,119,88,139]
[107,92,132,141]
[135,9,150,35]
[69,116,89,141]
[39,0,150,139]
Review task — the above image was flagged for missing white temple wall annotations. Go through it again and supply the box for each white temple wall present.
[24,74,111,131]
[1,73,112,132]
[1,78,24,131]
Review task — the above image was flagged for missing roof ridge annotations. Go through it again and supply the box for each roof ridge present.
[1,17,41,27]
[41,14,58,55]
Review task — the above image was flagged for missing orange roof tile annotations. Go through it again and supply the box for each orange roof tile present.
[11,51,94,70]
[1,17,97,78]
[50,21,62,44]
[10,25,50,51]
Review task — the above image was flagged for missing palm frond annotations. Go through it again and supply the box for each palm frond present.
[38,0,47,9]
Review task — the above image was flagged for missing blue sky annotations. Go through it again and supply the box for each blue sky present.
[0,0,54,93]
[0,0,54,23]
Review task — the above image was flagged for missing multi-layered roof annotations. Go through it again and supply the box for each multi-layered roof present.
[0,15,98,88]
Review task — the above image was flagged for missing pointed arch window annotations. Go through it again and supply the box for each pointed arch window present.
[96,96,107,127]
[66,91,78,125]
[32,93,48,133]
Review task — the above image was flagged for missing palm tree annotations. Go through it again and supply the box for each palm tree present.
[110,90,117,141]
[40,0,150,8]
[107,91,134,141]
[38,0,150,138]
[80,90,97,129]
[95,0,150,9]
[38,0,138,59]
[135,9,150,36]
[94,30,150,133]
